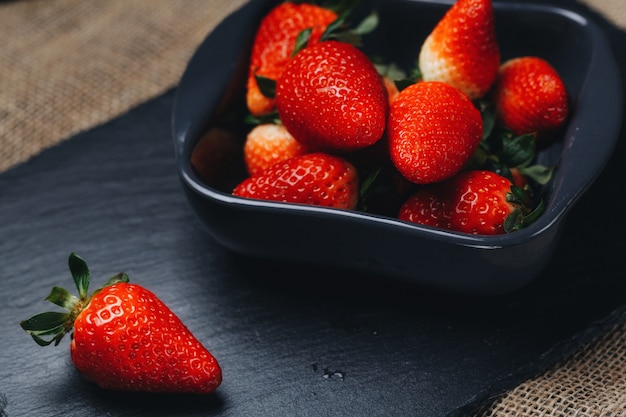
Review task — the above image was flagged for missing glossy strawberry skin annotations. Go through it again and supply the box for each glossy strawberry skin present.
[388,81,483,185]
[398,186,454,230]
[398,170,518,235]
[449,170,517,235]
[419,0,500,99]
[275,40,388,152]
[247,2,338,116]
[71,282,222,394]
[232,152,359,209]
[244,123,309,176]
[492,56,569,137]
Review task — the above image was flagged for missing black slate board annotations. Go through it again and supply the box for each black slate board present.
[2,2,626,416]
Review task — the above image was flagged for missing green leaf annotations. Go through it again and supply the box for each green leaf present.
[255,74,276,99]
[68,253,90,299]
[518,164,554,185]
[292,28,312,57]
[20,311,69,332]
[357,168,383,212]
[351,11,378,36]
[244,112,281,126]
[321,15,346,42]
[373,62,407,80]
[359,167,383,199]
[507,185,529,205]
[501,133,536,168]
[103,272,129,287]
[321,0,360,16]
[503,209,524,233]
[29,332,64,347]
[523,199,545,225]
[479,100,497,141]
[45,286,78,310]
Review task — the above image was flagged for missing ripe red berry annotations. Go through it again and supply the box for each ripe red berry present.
[398,170,537,235]
[419,0,500,99]
[275,40,388,152]
[388,81,483,185]
[246,1,338,116]
[20,254,222,394]
[233,152,359,209]
[492,56,569,138]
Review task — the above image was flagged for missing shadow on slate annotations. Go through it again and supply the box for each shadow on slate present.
[1,1,626,416]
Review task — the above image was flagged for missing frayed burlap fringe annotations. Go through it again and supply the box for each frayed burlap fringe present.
[475,320,626,417]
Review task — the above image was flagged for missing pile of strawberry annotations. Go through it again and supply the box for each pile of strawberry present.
[232,0,570,235]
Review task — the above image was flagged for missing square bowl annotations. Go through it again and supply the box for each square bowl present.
[172,0,622,295]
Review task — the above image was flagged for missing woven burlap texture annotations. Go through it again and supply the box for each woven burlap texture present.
[0,0,246,172]
[473,320,626,417]
[2,0,626,416]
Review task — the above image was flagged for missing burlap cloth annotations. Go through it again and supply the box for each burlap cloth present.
[1,0,625,415]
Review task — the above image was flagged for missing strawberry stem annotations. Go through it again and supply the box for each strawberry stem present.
[19,253,129,347]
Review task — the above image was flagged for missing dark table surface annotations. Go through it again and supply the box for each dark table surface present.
[2,1,626,416]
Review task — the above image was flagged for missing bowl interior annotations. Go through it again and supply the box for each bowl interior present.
[173,0,621,244]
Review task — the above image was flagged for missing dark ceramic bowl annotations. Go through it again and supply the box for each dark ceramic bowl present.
[172,0,622,295]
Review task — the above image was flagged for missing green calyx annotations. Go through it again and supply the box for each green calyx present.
[19,253,128,346]
[503,187,545,233]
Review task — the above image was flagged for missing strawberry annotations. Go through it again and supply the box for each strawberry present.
[191,127,244,190]
[244,123,309,176]
[232,152,359,209]
[387,81,483,185]
[398,185,454,230]
[275,40,388,152]
[398,170,539,235]
[418,0,500,99]
[492,56,569,139]
[246,2,338,116]
[449,170,524,234]
[20,253,222,394]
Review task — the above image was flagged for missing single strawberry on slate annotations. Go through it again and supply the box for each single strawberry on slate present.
[492,56,569,140]
[246,1,338,116]
[388,81,483,185]
[275,40,388,152]
[418,0,500,100]
[20,253,222,394]
[233,152,359,209]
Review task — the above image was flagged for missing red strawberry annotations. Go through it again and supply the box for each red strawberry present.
[233,152,359,209]
[398,170,536,235]
[418,0,500,99]
[20,253,222,394]
[191,127,243,190]
[244,123,309,176]
[492,56,569,139]
[246,2,338,116]
[275,40,388,152]
[449,170,521,234]
[398,185,454,230]
[388,81,483,185]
